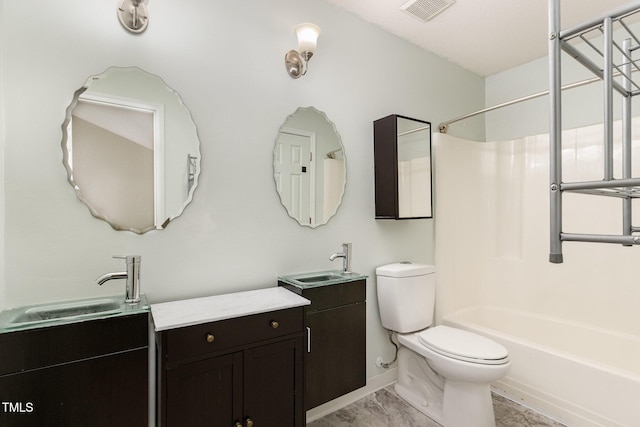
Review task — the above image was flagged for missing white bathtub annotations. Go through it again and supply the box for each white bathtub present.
[443,307,640,427]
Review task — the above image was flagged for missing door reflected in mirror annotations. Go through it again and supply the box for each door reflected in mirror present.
[274,107,346,227]
[61,67,201,233]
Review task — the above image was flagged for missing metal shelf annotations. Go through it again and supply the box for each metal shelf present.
[549,0,640,262]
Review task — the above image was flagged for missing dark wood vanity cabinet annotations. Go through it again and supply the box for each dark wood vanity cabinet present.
[0,313,149,427]
[278,279,366,410]
[156,307,305,427]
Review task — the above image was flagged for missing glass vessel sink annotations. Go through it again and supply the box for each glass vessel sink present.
[0,294,149,333]
[294,272,346,284]
[11,299,121,323]
[278,270,368,289]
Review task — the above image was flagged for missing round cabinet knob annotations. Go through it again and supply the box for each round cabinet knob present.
[234,423,242,427]
[245,418,254,427]
[270,320,279,329]
[206,333,215,343]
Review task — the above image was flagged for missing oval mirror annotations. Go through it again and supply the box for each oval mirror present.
[61,67,201,233]
[273,107,346,227]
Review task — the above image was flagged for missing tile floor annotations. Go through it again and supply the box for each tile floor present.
[308,386,566,427]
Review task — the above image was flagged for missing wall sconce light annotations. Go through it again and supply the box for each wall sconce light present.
[117,0,149,34]
[285,23,321,79]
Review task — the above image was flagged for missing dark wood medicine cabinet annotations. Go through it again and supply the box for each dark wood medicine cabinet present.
[374,114,433,219]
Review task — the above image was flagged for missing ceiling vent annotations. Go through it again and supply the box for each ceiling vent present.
[400,0,456,22]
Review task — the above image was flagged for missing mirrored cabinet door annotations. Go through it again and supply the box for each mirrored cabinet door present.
[373,114,433,219]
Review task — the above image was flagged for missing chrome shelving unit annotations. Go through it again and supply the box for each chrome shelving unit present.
[549,0,640,263]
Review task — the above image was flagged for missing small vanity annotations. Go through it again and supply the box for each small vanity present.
[278,271,367,410]
[152,287,310,427]
[0,295,150,427]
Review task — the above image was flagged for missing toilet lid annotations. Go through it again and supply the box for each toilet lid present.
[417,326,509,365]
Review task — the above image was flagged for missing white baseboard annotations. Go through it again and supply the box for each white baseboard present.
[306,368,398,423]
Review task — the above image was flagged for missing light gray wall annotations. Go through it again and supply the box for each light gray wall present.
[0,0,484,381]
[484,55,596,141]
[484,56,549,142]
[484,41,640,141]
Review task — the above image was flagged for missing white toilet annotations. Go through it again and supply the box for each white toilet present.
[376,263,510,427]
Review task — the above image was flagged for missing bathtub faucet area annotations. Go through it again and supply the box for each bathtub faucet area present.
[96,255,141,304]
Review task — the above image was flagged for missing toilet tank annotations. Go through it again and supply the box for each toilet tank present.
[376,263,436,333]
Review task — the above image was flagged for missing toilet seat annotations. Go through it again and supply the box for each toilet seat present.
[417,326,509,365]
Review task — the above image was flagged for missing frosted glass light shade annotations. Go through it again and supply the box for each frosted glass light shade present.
[295,23,321,55]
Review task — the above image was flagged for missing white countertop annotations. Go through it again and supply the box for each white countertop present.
[151,287,310,331]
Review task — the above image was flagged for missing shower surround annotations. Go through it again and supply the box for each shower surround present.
[434,122,640,426]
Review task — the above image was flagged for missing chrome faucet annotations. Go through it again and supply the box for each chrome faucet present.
[96,255,141,304]
[329,243,352,273]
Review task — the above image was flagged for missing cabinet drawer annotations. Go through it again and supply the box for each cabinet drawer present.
[302,280,366,312]
[164,308,303,362]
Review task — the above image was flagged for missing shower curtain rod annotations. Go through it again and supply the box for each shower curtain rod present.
[438,72,626,133]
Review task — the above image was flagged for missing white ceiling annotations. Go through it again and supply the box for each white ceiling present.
[326,0,633,76]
